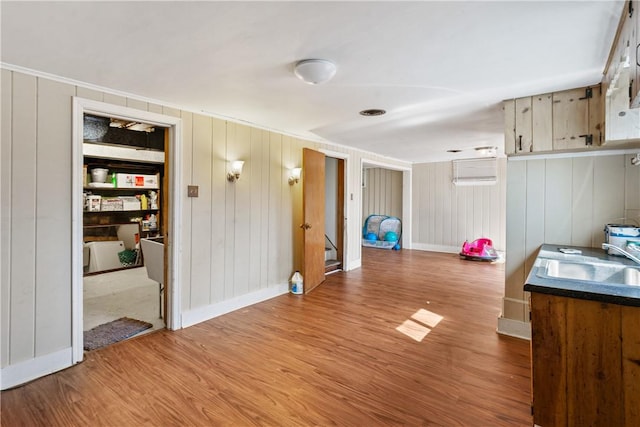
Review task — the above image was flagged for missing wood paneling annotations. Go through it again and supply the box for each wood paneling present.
[505,160,527,321]
[35,78,75,355]
[544,158,572,244]
[1,69,13,367]
[231,123,251,297]
[9,72,37,364]
[571,157,595,247]
[190,113,214,306]
[412,159,506,251]
[210,117,227,302]
[0,248,532,426]
[362,167,403,221]
[593,155,626,244]
[524,160,545,280]
[179,111,193,308]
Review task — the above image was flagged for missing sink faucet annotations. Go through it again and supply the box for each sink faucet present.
[602,243,640,265]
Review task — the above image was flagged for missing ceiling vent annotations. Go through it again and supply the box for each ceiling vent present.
[452,158,497,186]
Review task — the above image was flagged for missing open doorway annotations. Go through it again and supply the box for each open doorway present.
[72,98,182,363]
[324,157,345,274]
[82,116,167,347]
[361,160,412,257]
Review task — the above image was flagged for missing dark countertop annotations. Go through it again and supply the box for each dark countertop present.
[524,244,640,307]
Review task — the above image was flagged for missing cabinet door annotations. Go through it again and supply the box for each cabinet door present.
[552,87,590,150]
[532,93,553,152]
[530,293,568,426]
[503,100,516,154]
[589,85,604,146]
[514,97,532,153]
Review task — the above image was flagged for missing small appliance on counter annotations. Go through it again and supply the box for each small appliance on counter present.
[604,224,640,255]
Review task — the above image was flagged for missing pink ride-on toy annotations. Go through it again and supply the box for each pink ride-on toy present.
[459,238,499,261]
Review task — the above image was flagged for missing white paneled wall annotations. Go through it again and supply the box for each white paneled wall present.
[362,168,403,221]
[411,159,507,252]
[0,68,411,387]
[502,153,640,325]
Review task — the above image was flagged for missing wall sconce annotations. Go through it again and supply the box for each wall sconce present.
[288,167,302,185]
[227,160,244,182]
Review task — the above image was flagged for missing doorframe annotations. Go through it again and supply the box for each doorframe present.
[360,158,412,250]
[318,149,350,270]
[71,97,183,363]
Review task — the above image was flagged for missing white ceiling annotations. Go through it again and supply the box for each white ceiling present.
[0,1,625,163]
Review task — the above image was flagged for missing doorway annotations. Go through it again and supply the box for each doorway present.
[324,156,345,274]
[361,160,412,256]
[82,118,167,342]
[72,98,183,363]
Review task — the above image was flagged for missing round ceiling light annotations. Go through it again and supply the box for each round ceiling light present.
[294,59,337,85]
[359,109,386,117]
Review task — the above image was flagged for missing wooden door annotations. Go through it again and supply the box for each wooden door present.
[302,148,325,293]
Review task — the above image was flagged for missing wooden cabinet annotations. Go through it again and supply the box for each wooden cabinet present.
[530,292,640,426]
[504,85,602,154]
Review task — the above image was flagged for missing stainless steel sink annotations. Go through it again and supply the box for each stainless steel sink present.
[538,259,640,286]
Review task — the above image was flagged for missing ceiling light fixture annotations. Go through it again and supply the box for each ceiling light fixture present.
[294,59,336,84]
[359,109,386,117]
[475,146,497,157]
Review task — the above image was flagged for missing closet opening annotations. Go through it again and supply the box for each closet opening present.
[72,98,183,363]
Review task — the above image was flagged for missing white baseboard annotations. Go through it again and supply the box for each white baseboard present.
[346,258,361,271]
[496,316,531,340]
[1,347,73,390]
[411,243,460,254]
[182,284,289,328]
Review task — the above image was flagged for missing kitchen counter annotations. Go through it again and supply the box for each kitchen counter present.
[524,244,640,307]
[526,243,640,426]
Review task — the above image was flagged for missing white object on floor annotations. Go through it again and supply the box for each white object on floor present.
[85,241,125,273]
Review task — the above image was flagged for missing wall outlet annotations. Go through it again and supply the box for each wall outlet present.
[187,185,199,197]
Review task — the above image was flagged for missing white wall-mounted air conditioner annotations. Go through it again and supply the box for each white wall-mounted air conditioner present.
[452,158,497,186]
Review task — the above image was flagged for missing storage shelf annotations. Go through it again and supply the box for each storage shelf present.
[83,187,159,191]
[84,209,159,214]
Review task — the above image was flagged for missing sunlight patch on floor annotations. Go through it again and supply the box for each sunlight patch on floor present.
[411,308,443,328]
[396,308,443,342]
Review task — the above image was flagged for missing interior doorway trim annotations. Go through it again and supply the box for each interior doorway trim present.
[318,149,351,270]
[71,97,183,363]
[361,158,412,250]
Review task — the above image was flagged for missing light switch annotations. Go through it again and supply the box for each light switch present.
[187,185,199,197]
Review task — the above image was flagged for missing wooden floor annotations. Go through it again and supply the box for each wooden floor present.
[1,248,532,426]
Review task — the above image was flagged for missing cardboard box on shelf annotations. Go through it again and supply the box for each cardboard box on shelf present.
[118,196,141,211]
[86,195,101,212]
[115,173,159,189]
[100,197,123,211]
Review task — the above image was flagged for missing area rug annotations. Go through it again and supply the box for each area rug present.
[84,317,152,351]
